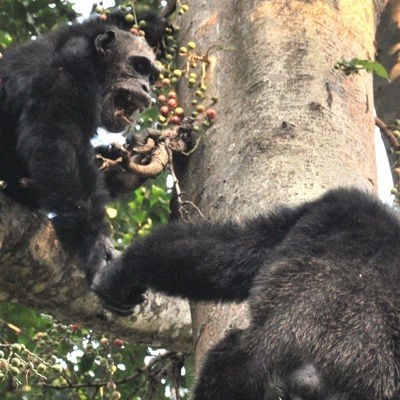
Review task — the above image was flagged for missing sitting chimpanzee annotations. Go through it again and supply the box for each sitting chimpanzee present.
[0,13,162,278]
[92,187,400,399]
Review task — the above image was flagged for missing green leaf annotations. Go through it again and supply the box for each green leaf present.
[0,31,13,47]
[79,353,96,373]
[368,61,390,80]
[351,58,390,80]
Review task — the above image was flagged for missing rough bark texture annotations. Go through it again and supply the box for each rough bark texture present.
[177,0,380,368]
[0,193,192,351]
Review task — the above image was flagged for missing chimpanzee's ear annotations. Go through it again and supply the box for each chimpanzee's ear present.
[95,30,116,55]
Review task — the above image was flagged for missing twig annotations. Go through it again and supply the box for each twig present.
[41,351,182,391]
[180,200,205,220]
[95,155,124,171]
[375,116,400,150]
[96,123,193,185]
[165,141,205,221]
[182,131,204,156]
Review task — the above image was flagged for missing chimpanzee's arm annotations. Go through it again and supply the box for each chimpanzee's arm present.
[92,204,309,315]
[16,115,109,277]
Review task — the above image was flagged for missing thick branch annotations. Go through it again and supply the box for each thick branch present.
[0,193,192,352]
[98,125,190,173]
[93,124,193,196]
[129,142,169,177]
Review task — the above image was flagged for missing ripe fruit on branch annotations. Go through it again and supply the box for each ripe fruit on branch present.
[160,106,170,116]
[206,108,217,120]
[172,69,183,78]
[113,338,124,347]
[167,98,177,109]
[170,115,182,125]
[100,337,109,346]
[196,104,205,113]
[174,107,184,117]
[125,13,134,23]
[70,323,80,331]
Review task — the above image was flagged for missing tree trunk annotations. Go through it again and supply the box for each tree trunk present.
[0,194,192,351]
[176,0,380,369]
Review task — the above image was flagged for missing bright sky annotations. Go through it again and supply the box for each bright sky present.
[71,0,116,18]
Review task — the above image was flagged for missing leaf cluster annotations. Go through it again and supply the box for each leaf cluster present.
[107,176,172,249]
[0,1,190,399]
[334,58,389,80]
[0,303,193,399]
[0,0,77,47]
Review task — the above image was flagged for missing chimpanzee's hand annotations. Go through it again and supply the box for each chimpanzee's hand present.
[52,211,115,282]
[91,256,146,316]
[83,235,118,282]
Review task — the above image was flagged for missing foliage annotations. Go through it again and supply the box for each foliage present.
[334,58,390,80]
[0,0,77,47]
[0,303,193,399]
[0,0,196,399]
[107,175,172,250]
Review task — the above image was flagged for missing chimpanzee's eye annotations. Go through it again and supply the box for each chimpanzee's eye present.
[149,69,160,85]
[130,56,152,76]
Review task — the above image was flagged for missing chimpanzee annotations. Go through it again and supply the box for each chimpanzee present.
[92,187,400,399]
[0,14,160,278]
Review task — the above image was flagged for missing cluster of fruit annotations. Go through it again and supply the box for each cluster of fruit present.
[154,27,217,132]
[95,2,217,137]
[0,342,62,390]
[0,319,129,398]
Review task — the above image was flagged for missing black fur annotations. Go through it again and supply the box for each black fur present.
[106,11,171,56]
[92,188,400,399]
[0,16,159,277]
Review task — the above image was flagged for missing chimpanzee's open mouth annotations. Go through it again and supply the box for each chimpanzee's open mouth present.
[113,89,150,126]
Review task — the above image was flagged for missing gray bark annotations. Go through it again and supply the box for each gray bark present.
[176,0,379,367]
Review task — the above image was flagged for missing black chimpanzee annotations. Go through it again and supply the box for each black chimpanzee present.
[0,15,160,278]
[92,187,400,399]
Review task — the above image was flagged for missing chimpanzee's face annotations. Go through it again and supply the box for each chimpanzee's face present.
[96,29,160,132]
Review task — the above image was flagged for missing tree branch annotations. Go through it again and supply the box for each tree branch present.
[375,116,400,150]
[0,193,192,352]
